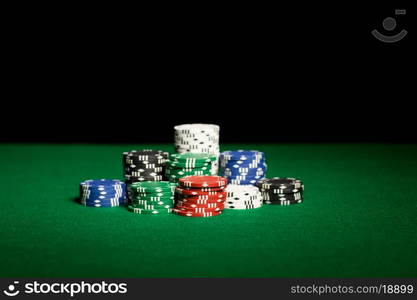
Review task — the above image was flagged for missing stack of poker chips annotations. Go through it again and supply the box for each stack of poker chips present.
[224,184,263,209]
[174,123,220,174]
[219,150,267,185]
[256,177,304,205]
[123,150,169,184]
[173,175,227,217]
[80,179,126,207]
[165,153,216,183]
[127,181,176,215]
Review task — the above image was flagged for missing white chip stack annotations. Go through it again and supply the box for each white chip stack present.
[224,184,263,209]
[174,123,220,175]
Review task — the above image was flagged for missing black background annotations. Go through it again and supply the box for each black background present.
[1,2,414,143]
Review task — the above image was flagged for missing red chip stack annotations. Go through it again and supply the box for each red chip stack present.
[173,175,228,217]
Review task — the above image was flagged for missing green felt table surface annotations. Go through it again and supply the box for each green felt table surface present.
[0,143,416,278]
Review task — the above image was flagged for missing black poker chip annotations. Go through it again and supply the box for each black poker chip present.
[124,166,164,172]
[123,150,169,163]
[265,199,304,205]
[261,191,303,201]
[256,177,304,190]
[123,149,168,184]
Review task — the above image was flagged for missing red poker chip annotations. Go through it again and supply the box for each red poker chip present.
[175,187,226,196]
[177,197,226,204]
[180,192,226,200]
[177,186,226,192]
[176,201,225,209]
[179,176,228,188]
[173,209,222,217]
[175,205,223,213]
[183,186,225,192]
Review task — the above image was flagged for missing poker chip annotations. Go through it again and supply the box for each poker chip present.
[170,153,217,163]
[174,124,220,174]
[80,179,120,186]
[220,150,267,186]
[256,177,304,190]
[256,178,304,194]
[176,201,225,208]
[178,197,225,205]
[127,206,172,214]
[128,181,175,193]
[179,175,227,188]
[174,206,223,213]
[257,177,304,205]
[261,191,303,201]
[224,184,263,209]
[80,126,308,213]
[124,149,169,161]
[127,181,175,214]
[264,199,304,205]
[79,179,126,207]
[132,199,174,206]
[172,209,222,217]
[179,186,226,192]
[220,150,264,161]
[123,150,168,184]
[173,175,226,217]
[131,203,173,210]
[180,192,226,200]
[165,153,216,183]
[226,204,262,209]
[175,187,226,196]
[228,178,260,185]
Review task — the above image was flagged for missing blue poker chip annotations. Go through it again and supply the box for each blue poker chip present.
[80,185,124,192]
[83,198,125,204]
[220,159,266,168]
[81,189,124,195]
[222,161,266,168]
[80,179,126,208]
[82,197,125,203]
[225,173,265,179]
[221,167,266,177]
[220,150,265,161]
[226,175,264,185]
[83,201,125,206]
[80,185,124,190]
[80,188,124,194]
[82,195,125,201]
[226,178,263,184]
[220,150,267,180]
[227,179,260,185]
[83,202,124,207]
[80,179,125,187]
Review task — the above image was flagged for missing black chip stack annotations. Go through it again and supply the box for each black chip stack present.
[123,150,169,184]
[256,177,304,205]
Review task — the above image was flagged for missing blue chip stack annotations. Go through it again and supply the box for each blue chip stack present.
[219,150,267,185]
[80,179,126,207]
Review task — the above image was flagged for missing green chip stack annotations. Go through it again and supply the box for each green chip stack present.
[165,153,217,183]
[127,181,176,215]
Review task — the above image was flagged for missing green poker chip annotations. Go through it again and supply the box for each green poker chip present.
[131,191,174,197]
[169,153,217,162]
[127,205,172,214]
[166,160,211,168]
[131,196,174,203]
[166,169,212,177]
[127,191,173,201]
[130,203,173,210]
[131,199,174,206]
[128,181,173,194]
